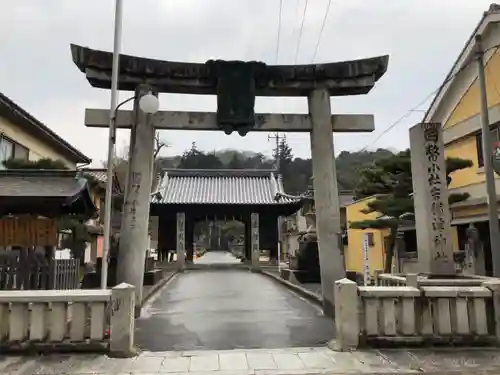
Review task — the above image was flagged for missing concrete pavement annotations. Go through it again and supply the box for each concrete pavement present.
[3,251,498,374]
[135,251,334,351]
[194,250,242,265]
[2,347,500,374]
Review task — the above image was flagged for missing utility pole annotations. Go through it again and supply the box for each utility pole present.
[476,34,500,277]
[268,132,286,267]
[101,0,123,289]
[268,132,286,171]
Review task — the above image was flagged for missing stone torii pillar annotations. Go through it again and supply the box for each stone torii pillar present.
[308,88,344,316]
[116,84,156,315]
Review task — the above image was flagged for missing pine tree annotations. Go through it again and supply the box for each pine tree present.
[351,149,473,271]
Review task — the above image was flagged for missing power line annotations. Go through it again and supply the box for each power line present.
[311,0,333,63]
[294,0,309,64]
[358,43,500,152]
[275,0,284,64]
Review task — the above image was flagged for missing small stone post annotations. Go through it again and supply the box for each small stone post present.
[483,279,500,343]
[405,273,418,288]
[308,88,345,316]
[117,84,157,313]
[109,283,136,357]
[465,223,486,275]
[251,213,260,271]
[410,122,455,275]
[176,212,186,270]
[332,278,359,351]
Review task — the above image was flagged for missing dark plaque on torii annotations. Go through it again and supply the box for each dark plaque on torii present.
[205,59,266,136]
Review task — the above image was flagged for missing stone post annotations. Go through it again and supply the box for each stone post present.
[484,280,500,343]
[332,278,359,351]
[109,283,136,357]
[405,273,418,288]
[465,223,486,275]
[176,212,186,270]
[117,84,156,313]
[251,212,260,271]
[308,88,345,316]
[410,122,455,275]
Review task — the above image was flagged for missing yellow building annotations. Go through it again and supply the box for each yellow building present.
[345,196,390,277]
[345,5,500,277]
[0,92,90,168]
[423,4,500,275]
[345,194,461,277]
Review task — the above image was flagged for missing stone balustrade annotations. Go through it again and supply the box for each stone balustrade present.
[0,283,135,357]
[374,272,411,286]
[334,278,500,351]
[374,271,487,288]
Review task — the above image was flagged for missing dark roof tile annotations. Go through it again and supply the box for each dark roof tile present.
[0,169,85,198]
[154,169,299,205]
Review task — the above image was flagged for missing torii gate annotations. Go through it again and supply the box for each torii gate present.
[71,44,389,316]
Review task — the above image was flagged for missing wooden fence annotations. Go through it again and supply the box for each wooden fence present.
[0,252,80,290]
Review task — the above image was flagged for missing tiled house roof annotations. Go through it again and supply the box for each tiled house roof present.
[0,169,97,217]
[0,169,87,198]
[153,169,301,205]
[84,169,107,182]
[81,168,122,194]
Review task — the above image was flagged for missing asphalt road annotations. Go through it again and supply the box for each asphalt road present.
[135,252,335,351]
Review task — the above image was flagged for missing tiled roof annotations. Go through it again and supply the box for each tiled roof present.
[81,168,122,194]
[0,169,97,217]
[0,169,86,198]
[84,169,107,183]
[153,169,300,205]
[339,193,354,207]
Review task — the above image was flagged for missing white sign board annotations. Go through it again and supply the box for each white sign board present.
[362,232,370,285]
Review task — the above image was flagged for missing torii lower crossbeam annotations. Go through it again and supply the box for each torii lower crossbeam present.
[84,109,374,132]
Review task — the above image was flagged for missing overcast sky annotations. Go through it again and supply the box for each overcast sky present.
[0,0,494,165]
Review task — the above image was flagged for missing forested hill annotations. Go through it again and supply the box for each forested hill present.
[113,140,397,195]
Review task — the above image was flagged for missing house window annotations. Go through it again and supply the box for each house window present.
[476,124,500,167]
[0,136,29,169]
[366,232,375,247]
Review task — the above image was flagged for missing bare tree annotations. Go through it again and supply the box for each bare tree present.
[101,134,168,192]
[153,132,168,159]
[152,132,169,191]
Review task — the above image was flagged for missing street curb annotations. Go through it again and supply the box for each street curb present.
[260,270,323,307]
[140,271,178,307]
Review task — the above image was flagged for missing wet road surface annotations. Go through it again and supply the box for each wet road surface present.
[135,253,335,351]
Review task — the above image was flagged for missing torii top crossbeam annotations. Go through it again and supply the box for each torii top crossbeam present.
[70,44,389,97]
